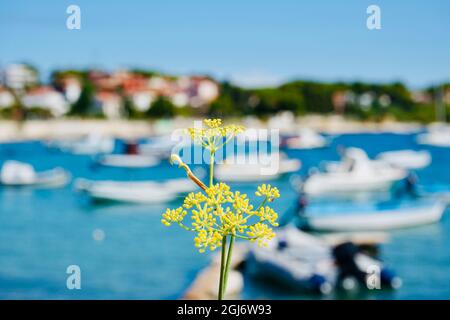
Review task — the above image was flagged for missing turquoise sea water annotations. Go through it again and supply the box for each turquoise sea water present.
[0,133,449,299]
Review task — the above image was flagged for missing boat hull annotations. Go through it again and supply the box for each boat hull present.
[0,169,70,187]
[305,203,446,231]
[76,179,194,204]
[97,155,160,168]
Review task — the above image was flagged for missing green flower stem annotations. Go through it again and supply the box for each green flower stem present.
[222,235,235,299]
[255,197,268,212]
[218,235,227,300]
[209,152,215,187]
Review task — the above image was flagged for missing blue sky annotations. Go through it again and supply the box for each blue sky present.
[0,0,449,88]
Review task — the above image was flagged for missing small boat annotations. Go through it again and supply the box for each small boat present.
[282,128,330,150]
[97,154,160,168]
[0,160,70,187]
[75,178,196,204]
[376,150,431,170]
[245,227,400,293]
[303,201,447,232]
[305,148,407,195]
[97,141,162,168]
[215,153,301,182]
[416,125,450,147]
[139,135,185,159]
[48,133,115,155]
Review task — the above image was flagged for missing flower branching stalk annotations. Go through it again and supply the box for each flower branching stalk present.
[162,119,281,300]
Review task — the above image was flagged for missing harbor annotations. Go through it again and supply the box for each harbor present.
[1,0,449,302]
[1,124,449,299]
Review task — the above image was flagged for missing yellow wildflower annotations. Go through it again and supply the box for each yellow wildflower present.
[162,119,280,253]
[194,229,223,253]
[162,181,280,252]
[162,118,282,300]
[183,192,207,209]
[221,211,248,235]
[192,206,215,231]
[186,118,244,152]
[255,206,279,227]
[227,191,254,214]
[161,207,187,226]
[247,223,276,247]
[204,118,222,128]
[255,184,280,202]
[205,183,232,207]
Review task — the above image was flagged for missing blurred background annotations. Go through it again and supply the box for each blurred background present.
[0,0,449,299]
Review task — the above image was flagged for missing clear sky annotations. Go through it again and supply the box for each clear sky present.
[0,0,449,88]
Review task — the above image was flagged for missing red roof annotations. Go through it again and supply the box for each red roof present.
[95,91,121,101]
[26,86,57,96]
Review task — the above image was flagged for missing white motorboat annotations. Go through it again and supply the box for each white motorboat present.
[304,201,447,232]
[416,124,450,147]
[283,128,330,150]
[75,178,195,204]
[51,133,115,155]
[246,227,400,293]
[97,154,160,168]
[0,161,70,187]
[139,135,186,158]
[376,150,431,170]
[215,153,301,182]
[305,148,407,195]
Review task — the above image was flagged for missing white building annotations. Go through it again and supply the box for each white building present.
[173,76,219,108]
[171,92,190,107]
[95,91,123,119]
[358,92,376,111]
[61,77,82,103]
[0,87,15,109]
[22,86,69,117]
[148,76,170,92]
[197,79,219,103]
[2,64,38,90]
[130,89,157,112]
[188,77,219,107]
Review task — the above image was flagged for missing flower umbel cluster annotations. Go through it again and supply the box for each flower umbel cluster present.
[187,118,244,153]
[162,119,280,253]
[162,182,280,252]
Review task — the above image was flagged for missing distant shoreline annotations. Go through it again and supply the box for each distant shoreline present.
[0,116,426,143]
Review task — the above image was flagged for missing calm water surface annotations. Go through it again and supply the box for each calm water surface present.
[0,133,449,299]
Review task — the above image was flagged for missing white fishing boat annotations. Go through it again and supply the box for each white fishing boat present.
[283,128,330,150]
[305,148,407,195]
[51,133,115,155]
[246,227,400,293]
[416,125,450,147]
[0,161,70,187]
[215,153,301,182]
[304,201,447,232]
[97,154,160,168]
[75,178,195,204]
[376,150,431,170]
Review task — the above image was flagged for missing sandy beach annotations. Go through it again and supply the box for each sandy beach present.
[0,116,425,143]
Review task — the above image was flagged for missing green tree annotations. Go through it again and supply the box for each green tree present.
[69,82,94,116]
[146,97,176,118]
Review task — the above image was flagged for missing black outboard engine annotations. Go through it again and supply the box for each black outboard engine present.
[332,242,401,290]
[332,242,367,288]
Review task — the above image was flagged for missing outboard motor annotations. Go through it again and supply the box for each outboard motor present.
[332,242,367,288]
[333,242,401,290]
